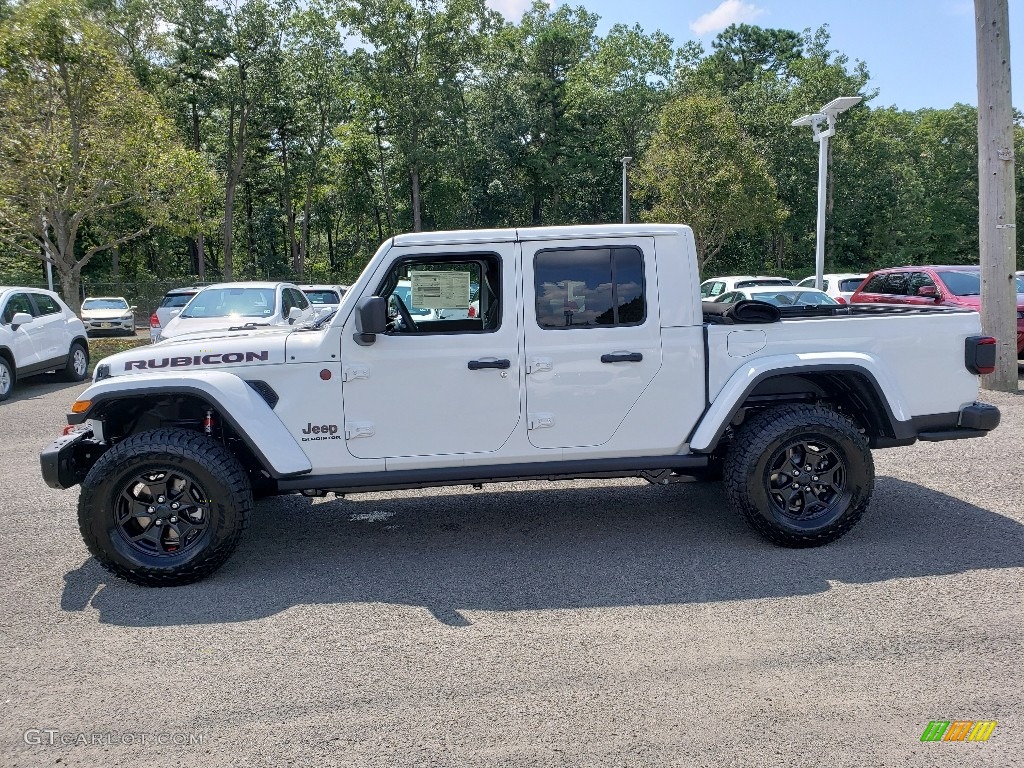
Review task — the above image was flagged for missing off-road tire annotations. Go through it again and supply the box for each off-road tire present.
[62,341,89,382]
[723,404,873,547]
[78,428,252,586]
[0,356,13,402]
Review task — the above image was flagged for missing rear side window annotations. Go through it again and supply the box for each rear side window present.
[839,277,864,292]
[534,246,645,329]
[30,293,61,316]
[882,272,910,295]
[861,274,887,293]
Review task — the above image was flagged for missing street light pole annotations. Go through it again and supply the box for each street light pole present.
[814,132,829,291]
[620,156,633,224]
[792,97,862,290]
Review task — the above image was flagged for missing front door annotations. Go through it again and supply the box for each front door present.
[522,237,662,449]
[340,242,521,459]
[1,292,40,368]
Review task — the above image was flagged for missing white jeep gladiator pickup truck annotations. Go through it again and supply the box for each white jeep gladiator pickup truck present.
[41,225,1000,586]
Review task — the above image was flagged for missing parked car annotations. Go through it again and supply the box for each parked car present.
[700,275,793,301]
[850,265,1024,356]
[150,287,201,342]
[795,273,868,303]
[300,284,348,318]
[0,287,89,401]
[80,296,136,336]
[715,285,840,307]
[156,282,314,341]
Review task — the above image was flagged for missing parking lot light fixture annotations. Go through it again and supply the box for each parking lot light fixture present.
[791,96,862,290]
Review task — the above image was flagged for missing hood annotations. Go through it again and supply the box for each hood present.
[82,308,132,319]
[945,293,1024,311]
[159,316,284,338]
[95,329,290,380]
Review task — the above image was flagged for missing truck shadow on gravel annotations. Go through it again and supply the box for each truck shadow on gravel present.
[62,477,1024,626]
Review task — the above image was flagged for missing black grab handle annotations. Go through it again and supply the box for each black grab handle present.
[468,359,511,370]
[600,352,643,363]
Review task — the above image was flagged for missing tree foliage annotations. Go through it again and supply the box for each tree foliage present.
[1,1,1021,298]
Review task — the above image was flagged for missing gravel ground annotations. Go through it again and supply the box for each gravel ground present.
[1,374,1022,767]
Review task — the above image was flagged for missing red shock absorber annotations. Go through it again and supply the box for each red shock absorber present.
[203,409,215,435]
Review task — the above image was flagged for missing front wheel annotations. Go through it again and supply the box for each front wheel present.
[0,356,13,402]
[78,429,252,586]
[723,404,874,547]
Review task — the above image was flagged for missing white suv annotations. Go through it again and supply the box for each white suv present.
[0,287,89,402]
[700,275,793,301]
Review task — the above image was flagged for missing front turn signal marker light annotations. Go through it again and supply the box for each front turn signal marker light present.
[71,399,91,414]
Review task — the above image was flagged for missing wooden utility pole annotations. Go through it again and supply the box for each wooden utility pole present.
[975,0,1018,392]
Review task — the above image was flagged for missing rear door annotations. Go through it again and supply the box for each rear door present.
[522,237,661,449]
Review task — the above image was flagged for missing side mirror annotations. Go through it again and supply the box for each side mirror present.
[287,306,305,323]
[130,305,137,311]
[917,285,938,298]
[11,312,33,329]
[353,296,387,346]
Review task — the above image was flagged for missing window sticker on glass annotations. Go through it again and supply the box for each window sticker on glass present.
[409,270,471,308]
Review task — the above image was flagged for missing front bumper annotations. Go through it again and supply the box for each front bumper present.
[40,430,104,489]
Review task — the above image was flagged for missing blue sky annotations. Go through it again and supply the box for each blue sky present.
[486,0,1024,111]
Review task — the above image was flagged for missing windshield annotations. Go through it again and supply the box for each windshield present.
[161,293,196,309]
[302,289,341,305]
[181,287,277,319]
[747,290,839,306]
[391,283,433,317]
[83,298,128,310]
[938,270,1024,296]
[735,278,793,289]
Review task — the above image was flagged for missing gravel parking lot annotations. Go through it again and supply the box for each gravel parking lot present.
[1,373,1023,767]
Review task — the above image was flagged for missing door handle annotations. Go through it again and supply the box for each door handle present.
[468,358,511,370]
[601,352,643,363]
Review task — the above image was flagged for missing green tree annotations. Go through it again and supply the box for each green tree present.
[636,94,786,269]
[0,0,214,310]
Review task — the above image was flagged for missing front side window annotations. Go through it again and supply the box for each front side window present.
[2,293,32,324]
[907,272,936,295]
[377,255,500,334]
[181,287,276,319]
[534,246,645,329]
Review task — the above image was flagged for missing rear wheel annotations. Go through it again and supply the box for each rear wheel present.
[723,404,873,547]
[0,357,13,402]
[62,341,89,382]
[78,429,252,586]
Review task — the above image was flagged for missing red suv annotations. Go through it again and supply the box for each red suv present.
[850,265,1024,356]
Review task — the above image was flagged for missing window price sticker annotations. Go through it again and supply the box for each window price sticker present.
[409,271,471,308]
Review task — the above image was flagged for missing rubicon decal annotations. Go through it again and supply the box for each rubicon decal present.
[124,351,270,371]
[301,423,341,441]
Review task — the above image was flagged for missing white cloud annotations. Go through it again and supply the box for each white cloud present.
[689,0,766,36]
[486,0,546,21]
